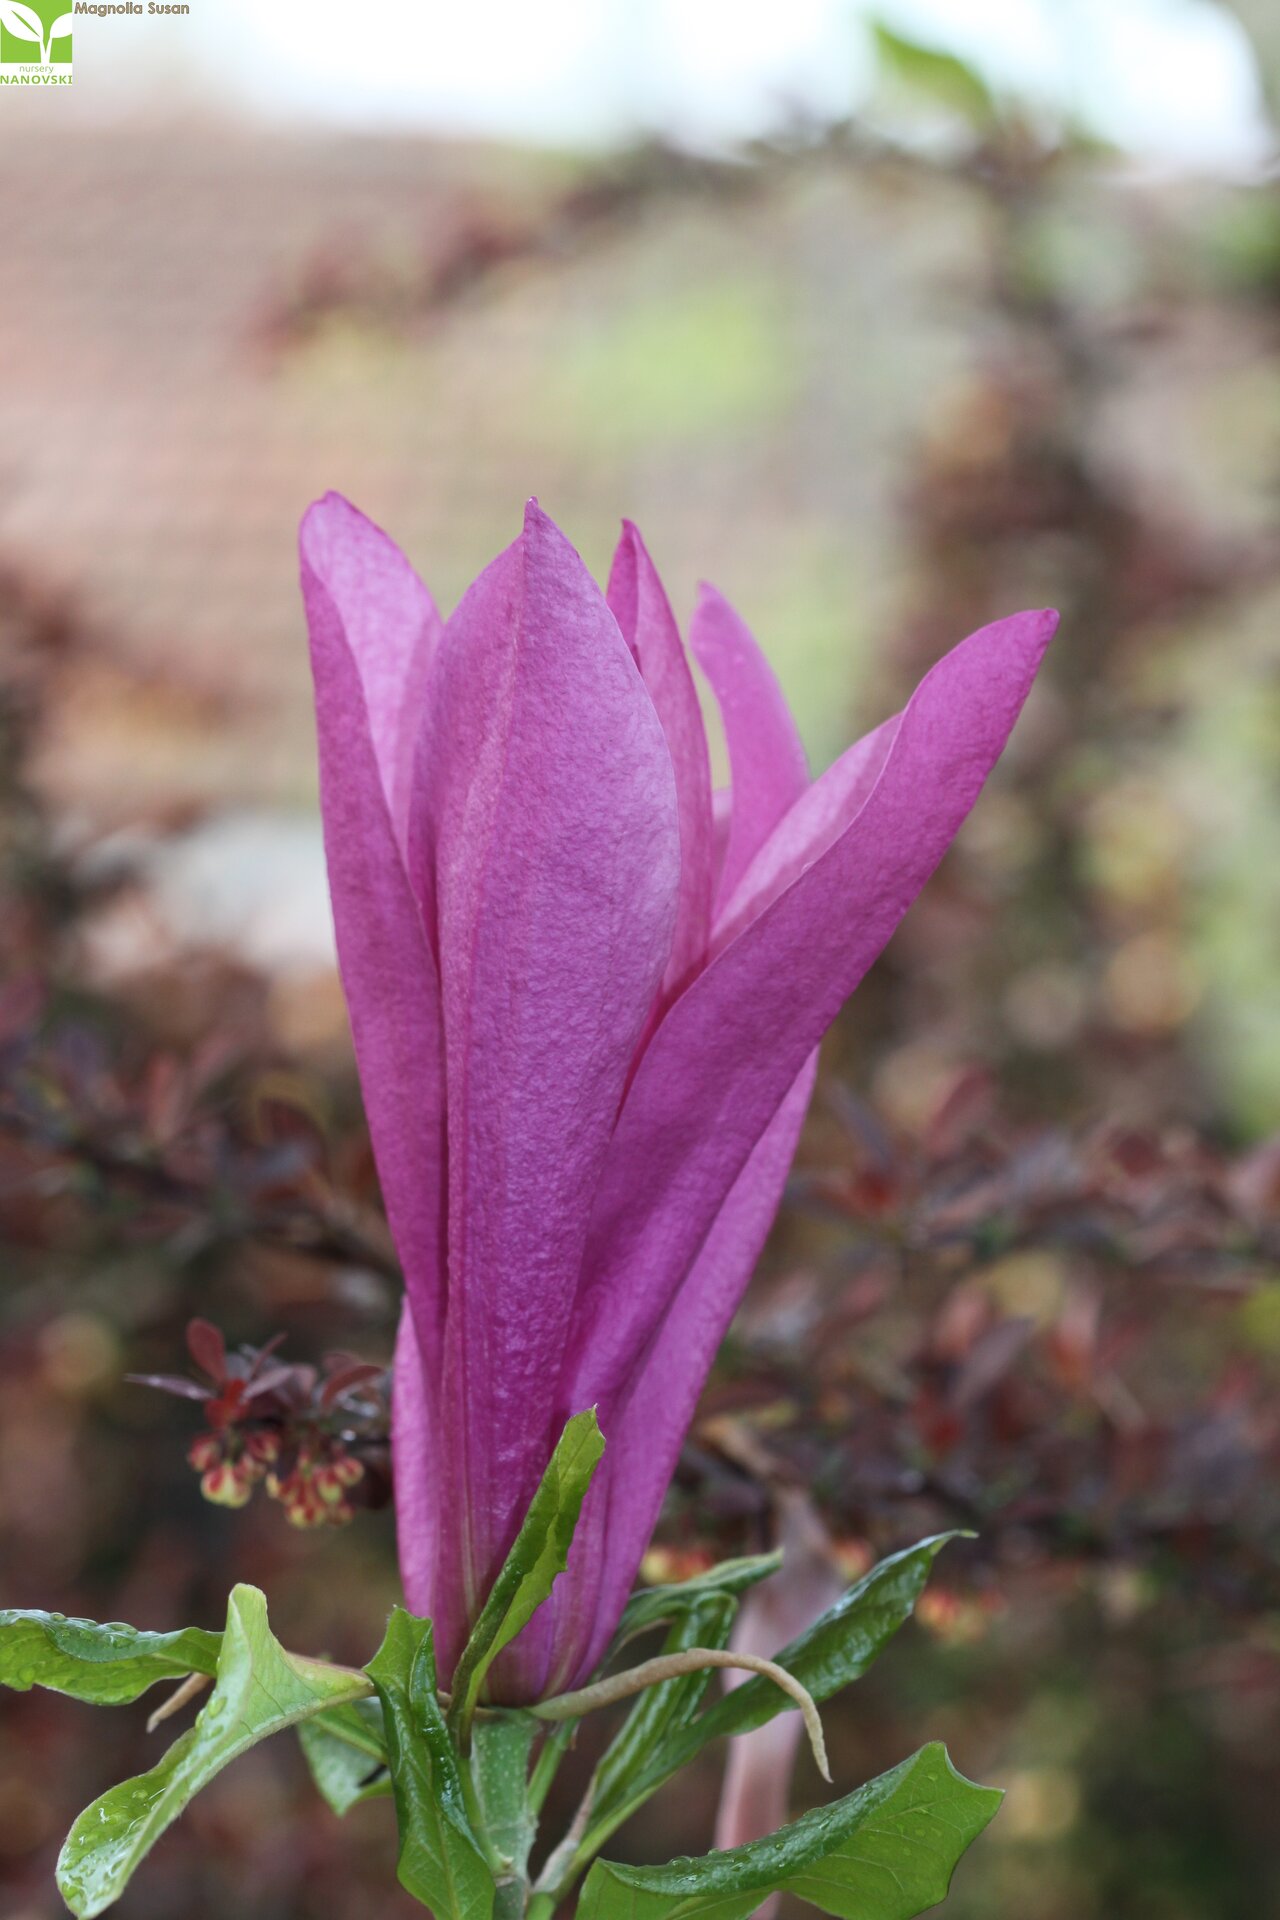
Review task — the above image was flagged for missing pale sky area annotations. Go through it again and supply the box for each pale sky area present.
[49,0,1279,172]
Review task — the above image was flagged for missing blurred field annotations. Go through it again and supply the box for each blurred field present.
[2,17,1279,1920]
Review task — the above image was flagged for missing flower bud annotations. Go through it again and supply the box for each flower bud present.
[187,1432,222,1474]
[200,1462,251,1509]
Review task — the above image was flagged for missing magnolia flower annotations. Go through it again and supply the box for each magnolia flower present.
[300,496,1056,1705]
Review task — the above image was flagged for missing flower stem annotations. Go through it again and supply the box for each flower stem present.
[530,1647,830,1782]
[531,1774,595,1901]
[145,1671,211,1732]
[526,1720,575,1818]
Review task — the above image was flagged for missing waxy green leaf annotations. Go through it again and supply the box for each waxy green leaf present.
[571,1549,778,1846]
[694,1533,962,1739]
[298,1696,392,1815]
[0,1609,221,1705]
[593,1592,736,1819]
[579,1743,1000,1920]
[471,1712,540,1920]
[643,1534,959,1783]
[533,1592,741,1902]
[576,1533,962,1864]
[471,1713,538,1867]
[612,1550,782,1648]
[366,1607,495,1919]
[448,1409,605,1739]
[56,1586,373,1917]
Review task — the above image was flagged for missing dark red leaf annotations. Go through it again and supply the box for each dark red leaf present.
[186,1318,227,1382]
[205,1381,247,1428]
[241,1364,305,1403]
[320,1362,385,1409]
[243,1332,287,1380]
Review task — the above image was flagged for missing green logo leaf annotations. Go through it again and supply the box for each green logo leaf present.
[579,1743,1001,1920]
[0,4,43,44]
[0,0,70,63]
[55,1586,373,1918]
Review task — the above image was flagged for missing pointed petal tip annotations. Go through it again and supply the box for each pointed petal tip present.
[1016,604,1059,635]
[300,488,358,533]
[298,490,378,575]
[948,605,1059,681]
[522,497,573,554]
[693,580,739,631]
[1002,604,1060,661]
[521,500,596,582]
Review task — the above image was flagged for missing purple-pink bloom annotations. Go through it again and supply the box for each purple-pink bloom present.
[300,495,1056,1705]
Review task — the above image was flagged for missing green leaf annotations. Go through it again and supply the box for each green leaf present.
[298,1697,392,1816]
[580,1534,961,1857]
[56,1586,373,1918]
[593,1592,736,1819]
[448,1409,605,1739]
[658,1534,959,1768]
[612,1551,782,1648]
[309,1693,388,1764]
[579,1551,781,1851]
[870,19,998,127]
[578,1743,1000,1920]
[471,1713,538,1878]
[0,1609,221,1705]
[366,1606,495,1920]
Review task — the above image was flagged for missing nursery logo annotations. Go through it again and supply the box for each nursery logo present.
[0,0,73,78]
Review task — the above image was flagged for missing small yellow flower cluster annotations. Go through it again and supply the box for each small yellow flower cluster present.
[266,1440,365,1529]
[188,1428,364,1524]
[188,1428,280,1509]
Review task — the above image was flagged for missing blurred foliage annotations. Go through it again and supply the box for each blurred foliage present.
[869,20,999,131]
[3,19,1280,1920]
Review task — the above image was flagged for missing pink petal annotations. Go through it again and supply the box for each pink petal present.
[713,712,901,950]
[711,786,733,896]
[608,523,714,991]
[300,509,447,1376]
[390,1301,445,1628]
[300,493,441,860]
[413,502,681,1689]
[691,584,809,912]
[557,1054,816,1691]
[566,610,1057,1419]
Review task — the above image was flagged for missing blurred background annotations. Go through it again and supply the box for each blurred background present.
[1,1,1278,1915]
